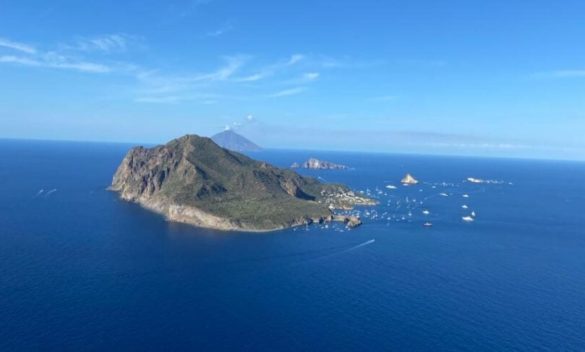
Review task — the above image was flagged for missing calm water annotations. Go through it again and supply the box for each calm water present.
[1,140,585,351]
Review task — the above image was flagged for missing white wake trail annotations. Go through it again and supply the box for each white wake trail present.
[45,189,57,197]
[344,239,375,253]
[292,239,376,266]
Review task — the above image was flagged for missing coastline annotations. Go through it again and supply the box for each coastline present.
[109,188,353,233]
[109,188,363,233]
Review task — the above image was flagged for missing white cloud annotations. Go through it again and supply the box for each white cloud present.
[134,95,219,104]
[176,55,247,83]
[221,114,258,133]
[0,34,383,105]
[533,70,585,79]
[235,73,266,82]
[49,61,111,73]
[137,52,326,102]
[134,91,223,104]
[317,55,385,69]
[135,53,342,103]
[0,35,115,73]
[302,72,319,81]
[0,53,111,73]
[205,23,233,37]
[135,55,248,97]
[0,55,40,66]
[232,54,307,83]
[287,54,305,65]
[0,39,370,102]
[43,51,112,72]
[209,55,246,80]
[269,87,306,98]
[176,0,214,18]
[425,142,536,151]
[72,34,133,53]
[284,71,320,85]
[0,37,36,54]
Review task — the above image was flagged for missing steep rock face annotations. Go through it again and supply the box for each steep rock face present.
[110,135,373,231]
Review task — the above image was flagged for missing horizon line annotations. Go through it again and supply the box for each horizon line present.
[1,136,583,164]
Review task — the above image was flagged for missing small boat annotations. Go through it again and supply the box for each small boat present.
[386,185,397,190]
[467,177,484,184]
[439,193,448,197]
[423,222,433,227]
[462,216,474,222]
[422,209,430,215]
[461,205,468,209]
[471,211,476,217]
[462,194,470,198]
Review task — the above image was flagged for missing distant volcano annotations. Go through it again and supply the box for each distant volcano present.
[211,129,261,152]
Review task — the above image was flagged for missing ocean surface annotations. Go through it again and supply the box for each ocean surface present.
[2,139,585,351]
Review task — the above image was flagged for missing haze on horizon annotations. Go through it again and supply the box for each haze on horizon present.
[0,0,583,161]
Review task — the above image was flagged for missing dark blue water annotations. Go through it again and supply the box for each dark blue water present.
[2,140,585,351]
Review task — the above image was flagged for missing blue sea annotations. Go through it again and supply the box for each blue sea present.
[2,140,585,351]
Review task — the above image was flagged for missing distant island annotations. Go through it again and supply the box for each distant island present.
[110,135,375,231]
[401,173,419,185]
[211,129,261,152]
[291,158,349,170]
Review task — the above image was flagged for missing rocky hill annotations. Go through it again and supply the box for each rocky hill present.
[110,135,374,231]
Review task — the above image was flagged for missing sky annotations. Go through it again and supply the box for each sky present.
[0,0,584,160]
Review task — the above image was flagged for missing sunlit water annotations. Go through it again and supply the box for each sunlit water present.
[1,140,585,351]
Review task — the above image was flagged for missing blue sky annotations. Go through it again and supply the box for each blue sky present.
[0,0,584,160]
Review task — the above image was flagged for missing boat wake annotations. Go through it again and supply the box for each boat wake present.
[293,239,376,265]
[45,189,57,197]
[341,239,375,253]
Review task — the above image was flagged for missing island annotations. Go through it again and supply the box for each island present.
[291,158,349,170]
[401,173,419,185]
[211,129,261,152]
[110,135,376,232]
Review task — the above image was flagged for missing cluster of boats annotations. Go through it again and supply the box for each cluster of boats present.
[401,174,479,227]
[313,173,507,233]
[354,173,491,228]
